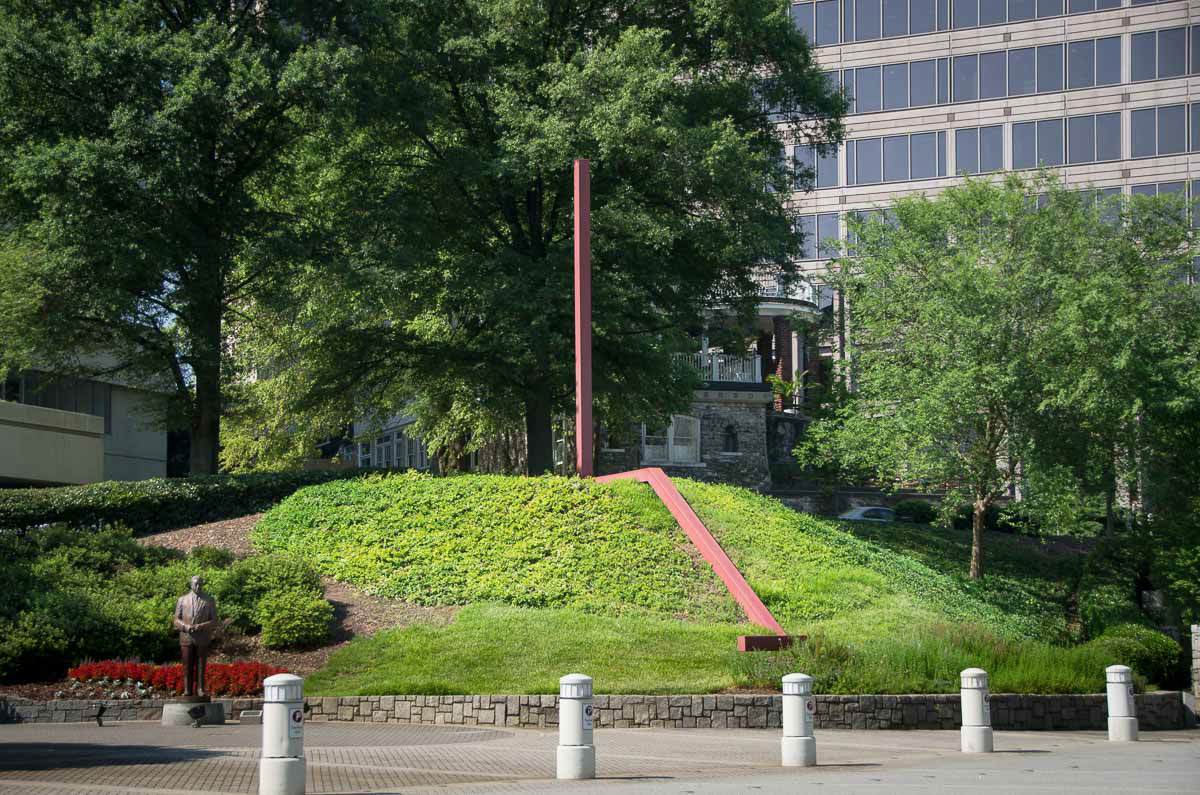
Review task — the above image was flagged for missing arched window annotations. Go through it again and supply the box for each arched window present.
[723,425,739,453]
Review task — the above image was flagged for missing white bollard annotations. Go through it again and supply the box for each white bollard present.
[556,673,596,779]
[781,673,817,767]
[960,668,994,753]
[259,673,306,795]
[1106,664,1138,741]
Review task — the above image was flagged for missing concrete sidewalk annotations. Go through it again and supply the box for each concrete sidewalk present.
[0,721,1195,794]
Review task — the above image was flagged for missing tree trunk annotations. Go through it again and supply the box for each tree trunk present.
[189,362,221,475]
[969,496,987,580]
[188,307,223,476]
[524,386,554,475]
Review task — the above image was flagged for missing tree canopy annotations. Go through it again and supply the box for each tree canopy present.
[797,173,1200,578]
[221,0,845,473]
[0,0,374,472]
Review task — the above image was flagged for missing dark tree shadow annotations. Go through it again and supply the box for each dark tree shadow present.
[0,743,228,771]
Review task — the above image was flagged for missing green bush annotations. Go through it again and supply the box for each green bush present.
[893,499,937,524]
[1099,623,1184,687]
[213,554,324,634]
[0,470,364,535]
[0,524,333,681]
[1078,538,1144,637]
[257,590,334,649]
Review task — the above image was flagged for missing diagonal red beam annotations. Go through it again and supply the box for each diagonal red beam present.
[596,467,787,638]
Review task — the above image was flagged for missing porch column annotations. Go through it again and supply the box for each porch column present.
[773,316,793,382]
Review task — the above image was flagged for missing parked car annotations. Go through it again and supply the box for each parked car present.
[838,506,896,523]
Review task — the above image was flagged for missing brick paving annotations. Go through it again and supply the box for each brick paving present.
[0,720,1195,794]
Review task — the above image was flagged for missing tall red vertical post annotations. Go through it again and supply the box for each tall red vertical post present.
[574,159,593,478]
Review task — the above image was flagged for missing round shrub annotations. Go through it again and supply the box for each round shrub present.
[213,554,323,634]
[189,546,235,568]
[256,591,334,649]
[893,499,937,524]
[1099,623,1183,687]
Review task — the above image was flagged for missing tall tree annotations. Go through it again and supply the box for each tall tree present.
[0,0,372,473]
[796,174,1158,579]
[223,0,845,473]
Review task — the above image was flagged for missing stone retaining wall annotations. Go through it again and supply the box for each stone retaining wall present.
[1191,625,1199,699]
[6,692,1186,730]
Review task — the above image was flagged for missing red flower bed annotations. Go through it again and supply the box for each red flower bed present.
[68,660,286,697]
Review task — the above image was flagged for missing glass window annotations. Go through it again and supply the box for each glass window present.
[857,0,882,40]
[884,135,909,181]
[793,145,815,189]
[883,0,908,36]
[1158,104,1187,154]
[910,132,939,178]
[1131,183,1157,198]
[791,2,815,41]
[798,215,817,259]
[956,127,979,174]
[1192,103,1200,152]
[937,58,950,103]
[884,63,909,110]
[1193,25,1200,75]
[856,66,883,113]
[846,139,855,184]
[953,55,978,102]
[911,59,937,106]
[1158,27,1187,79]
[953,0,976,29]
[1009,0,1035,20]
[843,0,855,41]
[818,213,840,256]
[1068,0,1093,11]
[1009,48,1036,95]
[817,147,839,188]
[980,125,1003,171]
[1131,108,1156,157]
[1096,112,1121,161]
[937,0,950,29]
[1013,122,1036,168]
[1036,0,1062,17]
[856,138,883,183]
[1067,40,1094,90]
[979,0,1005,25]
[910,0,936,33]
[1037,44,1064,93]
[979,51,1006,98]
[1068,115,1095,164]
[842,70,856,113]
[1096,37,1121,86]
[1158,181,1186,196]
[1095,0,1118,7]
[1131,32,1156,82]
[816,0,840,45]
[1037,119,1064,166]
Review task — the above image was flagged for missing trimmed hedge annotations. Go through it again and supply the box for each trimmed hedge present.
[0,470,363,535]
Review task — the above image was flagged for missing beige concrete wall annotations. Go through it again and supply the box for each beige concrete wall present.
[103,386,167,481]
[0,401,104,485]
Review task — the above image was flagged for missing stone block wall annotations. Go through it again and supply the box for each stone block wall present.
[0,697,263,724]
[3,692,1188,730]
[298,692,1189,731]
[1192,625,1199,698]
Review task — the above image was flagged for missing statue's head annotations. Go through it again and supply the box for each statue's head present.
[189,575,204,594]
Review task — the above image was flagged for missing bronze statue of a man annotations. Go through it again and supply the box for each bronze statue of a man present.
[173,574,217,697]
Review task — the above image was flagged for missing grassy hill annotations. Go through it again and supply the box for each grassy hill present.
[256,472,1175,695]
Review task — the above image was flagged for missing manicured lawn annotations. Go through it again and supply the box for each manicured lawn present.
[305,604,747,695]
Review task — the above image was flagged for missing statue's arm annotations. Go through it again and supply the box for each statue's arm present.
[172,598,189,632]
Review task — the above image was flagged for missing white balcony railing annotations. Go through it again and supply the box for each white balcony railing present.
[755,271,817,304]
[679,352,763,384]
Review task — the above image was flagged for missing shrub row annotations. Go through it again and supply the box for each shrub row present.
[0,470,363,535]
[0,524,333,681]
[68,660,286,697]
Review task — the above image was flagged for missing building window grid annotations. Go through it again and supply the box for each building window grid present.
[791,0,1132,46]
[1130,25,1195,83]
[846,131,947,186]
[1130,102,1196,159]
